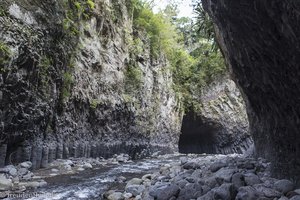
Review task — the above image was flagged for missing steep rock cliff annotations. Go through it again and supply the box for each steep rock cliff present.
[203,0,300,183]
[179,78,252,154]
[0,0,182,169]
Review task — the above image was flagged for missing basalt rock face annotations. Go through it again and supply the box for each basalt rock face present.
[0,0,182,169]
[203,0,300,182]
[179,78,252,154]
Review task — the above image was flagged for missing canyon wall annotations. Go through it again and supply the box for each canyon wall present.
[0,0,182,169]
[179,78,252,154]
[203,0,300,182]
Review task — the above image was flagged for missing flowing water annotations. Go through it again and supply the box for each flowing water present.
[13,154,183,200]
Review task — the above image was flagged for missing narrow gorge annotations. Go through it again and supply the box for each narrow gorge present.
[0,0,299,199]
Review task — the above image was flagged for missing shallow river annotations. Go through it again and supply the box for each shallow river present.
[17,154,184,200]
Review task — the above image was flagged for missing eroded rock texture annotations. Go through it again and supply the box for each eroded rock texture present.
[203,0,300,182]
[0,0,182,168]
[179,78,252,154]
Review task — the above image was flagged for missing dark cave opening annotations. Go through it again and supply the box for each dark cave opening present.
[179,112,219,154]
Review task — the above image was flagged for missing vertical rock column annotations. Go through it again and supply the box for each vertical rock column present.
[0,144,7,167]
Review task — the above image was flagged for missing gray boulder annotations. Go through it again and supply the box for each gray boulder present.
[215,168,236,184]
[213,183,237,200]
[197,191,214,200]
[125,178,143,188]
[107,192,123,200]
[19,161,32,169]
[253,184,282,198]
[156,184,180,200]
[274,179,294,194]
[244,173,261,186]
[210,161,227,172]
[0,174,12,191]
[125,185,145,197]
[232,173,245,189]
[290,196,300,200]
[18,168,28,176]
[236,186,263,200]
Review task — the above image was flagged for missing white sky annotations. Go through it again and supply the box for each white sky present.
[153,0,195,18]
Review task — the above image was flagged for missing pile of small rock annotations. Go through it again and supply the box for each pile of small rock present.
[47,154,132,175]
[104,154,300,200]
[0,161,47,194]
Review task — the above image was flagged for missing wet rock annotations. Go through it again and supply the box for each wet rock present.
[125,185,145,196]
[19,180,47,189]
[210,161,227,172]
[51,168,59,173]
[274,179,294,194]
[77,167,85,171]
[83,162,93,169]
[0,174,12,191]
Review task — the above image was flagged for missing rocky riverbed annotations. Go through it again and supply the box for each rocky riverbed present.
[1,153,300,200]
[0,153,136,199]
[104,154,300,200]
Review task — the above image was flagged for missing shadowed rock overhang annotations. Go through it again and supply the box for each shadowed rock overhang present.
[203,0,300,183]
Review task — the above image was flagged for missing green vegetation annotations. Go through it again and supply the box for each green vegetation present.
[90,99,100,109]
[38,55,52,96]
[61,72,74,100]
[62,0,95,36]
[0,6,7,17]
[124,62,143,94]
[129,0,226,112]
[0,41,11,72]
